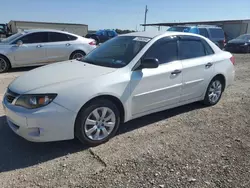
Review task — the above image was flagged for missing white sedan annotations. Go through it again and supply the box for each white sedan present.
[2,31,235,145]
[0,29,97,72]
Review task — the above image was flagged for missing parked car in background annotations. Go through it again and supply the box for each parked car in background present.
[0,29,97,72]
[2,31,235,145]
[167,25,226,49]
[224,34,250,53]
[85,29,118,44]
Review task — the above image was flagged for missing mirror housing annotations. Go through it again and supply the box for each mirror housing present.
[16,40,23,46]
[139,58,159,69]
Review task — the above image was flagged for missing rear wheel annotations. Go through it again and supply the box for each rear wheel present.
[0,55,11,73]
[75,99,121,146]
[70,51,86,60]
[203,77,224,106]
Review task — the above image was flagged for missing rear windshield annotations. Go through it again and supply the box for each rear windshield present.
[167,26,188,32]
[209,28,225,38]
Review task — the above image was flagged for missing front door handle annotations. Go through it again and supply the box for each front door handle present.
[36,45,43,48]
[171,70,182,75]
[205,62,213,68]
[66,43,71,46]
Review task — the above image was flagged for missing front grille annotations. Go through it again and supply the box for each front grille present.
[5,89,19,104]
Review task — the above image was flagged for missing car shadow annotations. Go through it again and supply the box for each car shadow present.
[7,66,40,73]
[0,102,205,173]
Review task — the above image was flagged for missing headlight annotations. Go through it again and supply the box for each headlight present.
[15,94,57,109]
[244,43,248,45]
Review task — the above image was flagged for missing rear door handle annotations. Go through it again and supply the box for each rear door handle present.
[66,43,71,46]
[171,70,182,75]
[205,62,213,68]
[36,45,43,48]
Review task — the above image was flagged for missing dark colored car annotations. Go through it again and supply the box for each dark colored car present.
[167,25,226,49]
[85,29,118,45]
[224,34,250,53]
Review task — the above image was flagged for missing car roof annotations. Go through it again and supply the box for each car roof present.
[22,29,76,35]
[119,31,206,39]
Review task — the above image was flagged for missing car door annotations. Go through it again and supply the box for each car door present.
[178,35,215,102]
[10,32,48,66]
[46,32,76,63]
[130,36,183,116]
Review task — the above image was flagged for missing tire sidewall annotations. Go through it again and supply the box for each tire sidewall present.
[0,55,10,73]
[204,78,223,106]
[75,99,121,146]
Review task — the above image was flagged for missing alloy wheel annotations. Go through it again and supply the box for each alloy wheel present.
[83,107,116,141]
[208,80,222,104]
[0,58,7,73]
[72,53,85,60]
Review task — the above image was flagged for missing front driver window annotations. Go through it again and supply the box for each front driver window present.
[144,37,178,64]
[17,32,48,44]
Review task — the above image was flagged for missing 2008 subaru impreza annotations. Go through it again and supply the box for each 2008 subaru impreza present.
[2,31,235,146]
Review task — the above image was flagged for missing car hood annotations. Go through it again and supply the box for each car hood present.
[9,60,117,94]
[228,39,247,44]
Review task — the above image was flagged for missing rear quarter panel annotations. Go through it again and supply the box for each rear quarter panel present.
[212,51,235,88]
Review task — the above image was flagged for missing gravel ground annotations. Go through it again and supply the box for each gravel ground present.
[0,54,250,188]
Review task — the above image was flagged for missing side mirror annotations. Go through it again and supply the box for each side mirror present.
[16,40,23,46]
[140,58,159,69]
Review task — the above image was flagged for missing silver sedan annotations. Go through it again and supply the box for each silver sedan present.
[0,29,97,72]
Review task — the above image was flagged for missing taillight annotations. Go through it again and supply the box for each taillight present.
[223,39,226,46]
[230,56,235,65]
[89,41,96,45]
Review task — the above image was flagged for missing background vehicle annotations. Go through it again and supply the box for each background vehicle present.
[224,34,250,53]
[85,29,118,44]
[0,20,88,38]
[167,25,226,49]
[3,31,235,146]
[0,23,12,38]
[0,29,96,72]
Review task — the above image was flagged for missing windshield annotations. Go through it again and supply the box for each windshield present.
[82,36,150,68]
[167,26,189,32]
[236,34,250,40]
[0,33,23,43]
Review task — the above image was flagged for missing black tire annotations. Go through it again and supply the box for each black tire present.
[0,55,11,73]
[75,99,121,146]
[202,77,225,106]
[69,51,86,60]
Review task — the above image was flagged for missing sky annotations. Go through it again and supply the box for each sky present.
[1,0,250,31]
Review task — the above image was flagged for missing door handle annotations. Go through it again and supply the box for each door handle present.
[66,43,71,46]
[36,45,42,48]
[205,62,213,68]
[171,70,182,75]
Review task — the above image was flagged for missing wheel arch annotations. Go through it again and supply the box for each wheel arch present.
[211,73,226,91]
[75,94,126,126]
[69,50,86,59]
[0,54,12,68]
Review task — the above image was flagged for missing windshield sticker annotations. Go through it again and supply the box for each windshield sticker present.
[133,37,150,42]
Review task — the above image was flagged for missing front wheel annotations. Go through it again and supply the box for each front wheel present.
[0,55,11,73]
[75,99,121,146]
[203,78,224,106]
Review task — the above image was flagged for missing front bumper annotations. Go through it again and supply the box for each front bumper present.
[2,96,77,142]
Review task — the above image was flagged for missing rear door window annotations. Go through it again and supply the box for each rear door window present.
[209,28,224,38]
[179,38,206,60]
[48,32,72,42]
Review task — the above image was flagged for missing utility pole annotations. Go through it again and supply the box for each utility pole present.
[144,5,148,31]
